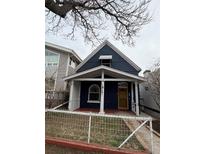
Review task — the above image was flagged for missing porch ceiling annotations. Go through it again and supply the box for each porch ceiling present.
[68,69,133,79]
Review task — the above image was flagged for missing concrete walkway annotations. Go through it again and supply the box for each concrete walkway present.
[100,110,160,153]
[123,119,160,154]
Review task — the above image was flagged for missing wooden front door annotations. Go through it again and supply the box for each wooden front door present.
[118,87,128,110]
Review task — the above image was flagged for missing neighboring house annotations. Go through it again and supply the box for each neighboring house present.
[45,42,82,91]
[63,40,145,115]
[139,70,160,118]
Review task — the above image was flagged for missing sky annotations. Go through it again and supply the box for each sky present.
[45,0,160,75]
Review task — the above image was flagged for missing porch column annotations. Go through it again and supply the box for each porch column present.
[135,81,139,116]
[100,70,105,114]
[131,82,134,112]
[68,80,74,110]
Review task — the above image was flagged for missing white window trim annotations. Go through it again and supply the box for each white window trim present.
[87,84,100,103]
[99,55,112,60]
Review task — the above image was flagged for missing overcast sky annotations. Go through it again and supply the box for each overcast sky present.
[45,0,159,75]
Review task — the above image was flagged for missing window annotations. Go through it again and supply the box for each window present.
[46,62,58,66]
[45,50,60,65]
[101,59,111,67]
[52,63,58,66]
[118,82,128,88]
[88,84,100,103]
[145,86,149,91]
[99,55,112,67]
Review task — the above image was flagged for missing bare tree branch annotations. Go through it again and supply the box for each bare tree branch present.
[146,60,160,108]
[45,0,152,46]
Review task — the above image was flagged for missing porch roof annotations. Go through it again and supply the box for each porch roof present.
[63,65,145,82]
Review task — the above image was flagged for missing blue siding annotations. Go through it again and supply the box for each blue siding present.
[104,82,118,109]
[80,81,132,110]
[77,45,139,75]
[80,81,101,109]
[133,83,136,102]
[128,82,132,111]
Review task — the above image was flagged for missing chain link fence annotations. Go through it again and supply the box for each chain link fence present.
[45,109,153,153]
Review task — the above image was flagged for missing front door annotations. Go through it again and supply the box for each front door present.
[118,87,128,110]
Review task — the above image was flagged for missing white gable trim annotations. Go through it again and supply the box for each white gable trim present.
[63,65,145,81]
[63,66,103,81]
[74,40,141,72]
[106,41,141,71]
[103,66,144,80]
[74,41,107,71]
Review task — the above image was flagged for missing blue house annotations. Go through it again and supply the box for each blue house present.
[63,40,145,115]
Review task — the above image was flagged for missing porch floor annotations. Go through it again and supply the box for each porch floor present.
[74,108,149,117]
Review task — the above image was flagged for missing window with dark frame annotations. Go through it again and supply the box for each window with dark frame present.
[145,86,149,91]
[101,59,111,67]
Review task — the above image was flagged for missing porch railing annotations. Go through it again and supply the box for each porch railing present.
[45,90,69,109]
[45,109,154,153]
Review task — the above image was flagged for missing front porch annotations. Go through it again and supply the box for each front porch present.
[64,66,145,116]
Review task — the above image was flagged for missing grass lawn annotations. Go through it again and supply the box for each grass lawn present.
[46,111,144,151]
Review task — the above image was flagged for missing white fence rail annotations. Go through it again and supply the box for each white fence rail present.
[45,109,153,153]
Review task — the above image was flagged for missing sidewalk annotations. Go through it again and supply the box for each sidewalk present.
[124,118,160,154]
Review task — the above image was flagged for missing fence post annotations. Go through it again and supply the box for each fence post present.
[150,119,154,154]
[88,113,92,143]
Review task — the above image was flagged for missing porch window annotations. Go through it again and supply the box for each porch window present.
[88,84,100,103]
